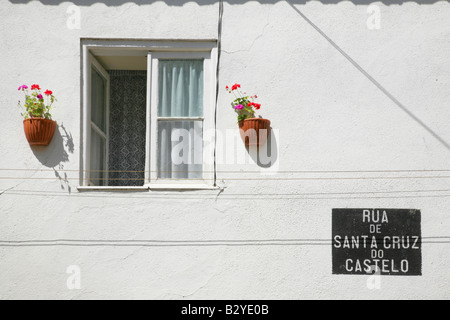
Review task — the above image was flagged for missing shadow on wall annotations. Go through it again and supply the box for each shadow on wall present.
[6,0,444,6]
[247,128,278,169]
[31,123,74,192]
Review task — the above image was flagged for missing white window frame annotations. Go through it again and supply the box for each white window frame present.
[79,39,218,191]
[83,53,110,187]
[148,51,215,188]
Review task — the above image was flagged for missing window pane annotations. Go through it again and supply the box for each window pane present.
[158,60,203,117]
[91,67,106,131]
[90,129,105,186]
[158,120,203,179]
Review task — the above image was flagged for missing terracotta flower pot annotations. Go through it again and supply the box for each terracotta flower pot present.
[23,118,57,146]
[238,118,271,147]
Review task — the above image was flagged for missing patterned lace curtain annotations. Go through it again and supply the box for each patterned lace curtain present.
[109,70,147,186]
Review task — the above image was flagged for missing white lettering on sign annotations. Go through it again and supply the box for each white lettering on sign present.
[345,259,409,273]
[363,210,389,223]
[333,208,422,276]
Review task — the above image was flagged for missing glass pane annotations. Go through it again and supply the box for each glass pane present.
[158,120,203,179]
[90,129,106,186]
[158,59,203,117]
[91,67,106,131]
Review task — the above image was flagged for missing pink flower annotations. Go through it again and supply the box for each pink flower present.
[234,104,244,110]
[37,94,43,100]
[18,85,28,91]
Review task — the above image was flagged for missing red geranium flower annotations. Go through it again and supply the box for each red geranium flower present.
[225,84,263,122]
[31,84,40,90]
[247,102,261,110]
[44,90,53,96]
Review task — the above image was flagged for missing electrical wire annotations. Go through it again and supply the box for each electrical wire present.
[2,190,450,200]
[5,188,450,196]
[0,176,450,181]
[0,238,448,247]
[1,168,450,173]
[213,0,224,187]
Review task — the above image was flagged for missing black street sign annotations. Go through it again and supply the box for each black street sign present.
[332,208,422,276]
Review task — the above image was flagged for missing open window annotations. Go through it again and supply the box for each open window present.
[87,55,110,186]
[81,40,217,190]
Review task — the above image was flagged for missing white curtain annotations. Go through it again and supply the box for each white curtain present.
[158,121,203,179]
[157,60,204,179]
[158,60,203,117]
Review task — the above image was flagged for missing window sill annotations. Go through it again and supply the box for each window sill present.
[147,184,221,191]
[77,186,150,192]
[77,185,222,192]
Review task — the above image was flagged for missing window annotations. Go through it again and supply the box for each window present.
[87,56,110,187]
[81,40,217,190]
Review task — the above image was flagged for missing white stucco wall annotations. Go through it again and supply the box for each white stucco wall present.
[0,0,449,299]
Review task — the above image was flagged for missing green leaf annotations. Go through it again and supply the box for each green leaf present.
[237,114,247,122]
